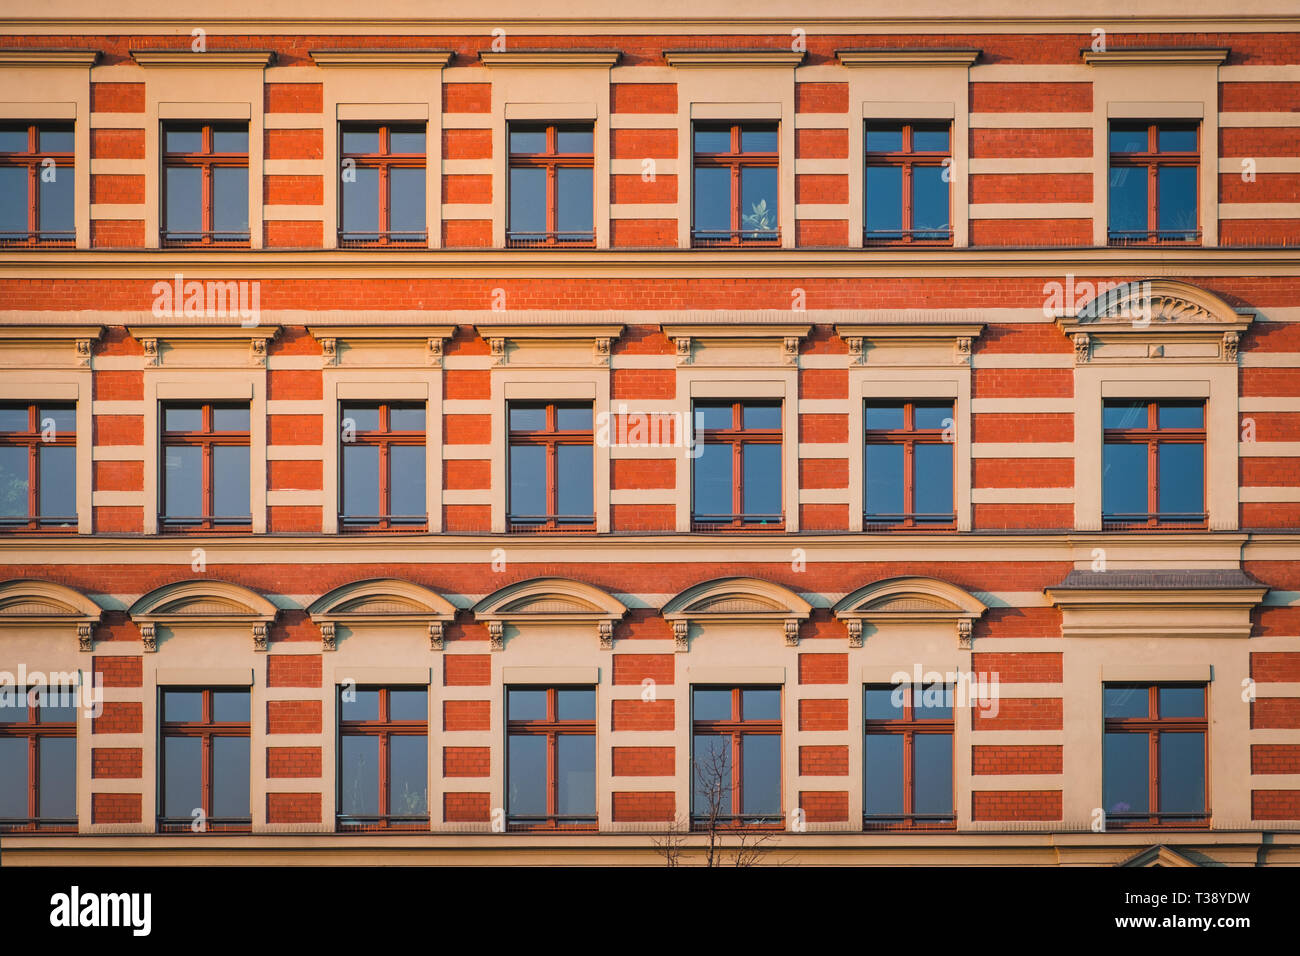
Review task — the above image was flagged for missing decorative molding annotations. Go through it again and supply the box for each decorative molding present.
[782,337,800,366]
[664,50,804,68]
[1223,330,1239,363]
[320,621,337,652]
[674,335,692,366]
[0,50,100,69]
[593,337,612,367]
[833,577,987,649]
[77,623,94,653]
[673,619,690,654]
[599,620,614,651]
[837,49,980,67]
[127,326,281,369]
[954,337,972,365]
[489,336,507,366]
[1045,574,1266,640]
[0,579,103,653]
[308,578,457,651]
[429,621,444,652]
[1072,332,1091,364]
[472,577,628,653]
[475,324,625,370]
[428,337,445,368]
[131,50,275,68]
[252,623,269,653]
[1083,48,1229,67]
[480,50,619,68]
[0,326,103,369]
[128,580,278,653]
[141,338,159,366]
[662,577,812,652]
[319,337,337,367]
[310,50,453,68]
[846,619,864,649]
[957,619,973,651]
[306,325,454,369]
[783,619,800,647]
[488,620,505,653]
[844,335,864,365]
[662,324,810,369]
[140,622,157,653]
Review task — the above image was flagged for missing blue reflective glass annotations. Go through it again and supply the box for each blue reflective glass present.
[1159,732,1205,814]
[1108,165,1148,237]
[692,688,732,721]
[1157,166,1197,238]
[865,165,902,236]
[863,733,903,816]
[1157,443,1203,517]
[1104,732,1149,816]
[557,734,596,817]
[693,443,732,517]
[741,443,781,516]
[1102,443,1147,517]
[509,444,546,516]
[912,165,950,237]
[1159,686,1204,718]
[914,733,953,816]
[693,165,731,234]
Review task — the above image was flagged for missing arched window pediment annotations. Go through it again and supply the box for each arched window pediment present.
[662,577,812,653]
[0,579,103,652]
[308,579,457,652]
[833,577,986,649]
[472,578,628,652]
[128,580,278,653]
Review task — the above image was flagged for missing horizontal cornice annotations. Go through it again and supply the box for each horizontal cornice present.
[664,49,804,67]
[0,49,98,67]
[130,49,274,67]
[1083,47,1230,66]
[479,50,619,67]
[310,49,453,67]
[837,48,980,66]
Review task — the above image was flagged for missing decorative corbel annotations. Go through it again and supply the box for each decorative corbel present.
[77,622,94,653]
[429,621,444,652]
[1072,332,1090,364]
[250,337,268,367]
[846,619,863,649]
[782,337,800,366]
[76,338,94,367]
[784,619,800,647]
[489,337,507,367]
[673,619,689,653]
[598,620,614,651]
[954,337,972,365]
[252,622,269,652]
[488,620,504,652]
[140,622,157,653]
[844,336,864,366]
[674,336,691,366]
[593,337,611,367]
[1223,330,1240,363]
[956,619,973,650]
[141,338,159,367]
[427,337,444,367]
[320,621,336,652]
[319,337,337,367]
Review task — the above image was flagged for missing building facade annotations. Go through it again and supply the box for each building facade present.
[1,1,1299,865]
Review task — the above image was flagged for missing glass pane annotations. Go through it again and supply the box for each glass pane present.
[741,443,781,516]
[1159,686,1205,718]
[37,446,74,520]
[508,166,546,236]
[865,165,903,237]
[1157,165,1197,238]
[693,166,731,235]
[557,735,596,817]
[556,166,593,237]
[1159,403,1203,429]
[865,443,905,519]
[1102,443,1147,518]
[692,688,732,721]
[35,687,77,723]
[692,443,732,518]
[556,129,593,154]
[39,127,74,153]
[508,444,546,517]
[0,166,27,237]
[1159,732,1205,815]
[557,689,596,721]
[914,443,954,520]
[740,127,778,153]
[1108,164,1148,238]
[914,403,953,431]
[389,735,428,817]
[211,736,249,820]
[509,129,547,154]
[1103,732,1149,817]
[0,128,29,151]
[0,689,26,722]
[864,733,904,816]
[163,405,203,432]
[341,444,380,518]
[693,402,733,431]
[389,689,427,722]
[37,737,75,821]
[212,691,249,723]
[913,126,950,152]
[163,445,202,518]
[38,172,74,235]
[389,445,426,518]
[1103,686,1149,718]
[556,406,592,431]
[0,737,28,819]
[389,129,425,154]
[212,406,249,432]
[864,686,905,721]
[914,682,953,719]
[339,735,379,818]
[1157,443,1203,518]
[509,405,546,432]
[865,403,905,432]
[163,736,202,819]
[164,166,202,236]
[389,406,424,431]
[341,405,380,432]
[163,691,203,723]
[743,403,781,430]
[693,128,732,153]
[914,733,954,817]
[1109,126,1148,153]
[212,445,250,519]
[1158,126,1197,152]
[0,405,27,431]
[508,689,547,721]
[741,734,780,817]
[692,734,731,817]
[742,688,780,720]
[341,166,379,237]
[1104,400,1148,430]
[212,128,248,153]
[389,166,426,237]
[342,128,379,154]
[866,125,904,152]
[912,165,950,237]
[740,166,777,236]
[341,688,379,722]
[507,735,547,818]
[164,128,202,153]
[37,406,75,433]
[212,167,248,236]
[0,446,28,518]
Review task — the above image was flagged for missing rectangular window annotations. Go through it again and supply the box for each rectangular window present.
[338,686,428,830]
[338,124,427,247]
[864,122,952,245]
[692,400,782,531]
[692,123,779,246]
[691,686,782,828]
[864,400,955,530]
[338,402,426,532]
[161,123,249,247]
[158,687,250,832]
[507,124,594,247]
[506,686,596,830]
[0,402,76,532]
[507,401,594,532]
[1103,683,1208,828]
[159,402,252,532]
[0,686,77,832]
[863,683,955,830]
[1108,122,1199,245]
[1102,400,1205,529]
[0,122,74,247]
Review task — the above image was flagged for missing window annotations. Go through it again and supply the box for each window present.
[692,123,779,246]
[0,686,76,832]
[1108,122,1199,245]
[159,402,252,532]
[864,122,952,245]
[1102,400,1205,529]
[338,124,426,247]
[161,123,249,247]
[863,683,954,830]
[0,402,76,532]
[864,400,955,530]
[692,400,782,531]
[506,686,596,830]
[507,402,594,532]
[1103,683,1208,828]
[0,123,74,247]
[507,124,594,247]
[159,688,250,832]
[691,686,782,828]
[338,686,428,830]
[339,402,426,532]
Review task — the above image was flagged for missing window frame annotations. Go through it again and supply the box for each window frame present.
[505,685,598,832]
[0,687,77,833]
[0,121,75,248]
[506,400,596,533]
[0,401,77,533]
[691,399,784,532]
[158,401,253,533]
[863,120,953,246]
[690,685,783,830]
[336,685,429,832]
[160,121,250,248]
[337,400,428,533]
[862,683,956,831]
[337,122,428,248]
[863,399,956,531]
[1107,120,1200,246]
[506,122,595,248]
[1101,399,1207,530]
[691,122,781,247]
[157,687,251,834]
[1103,682,1209,830]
